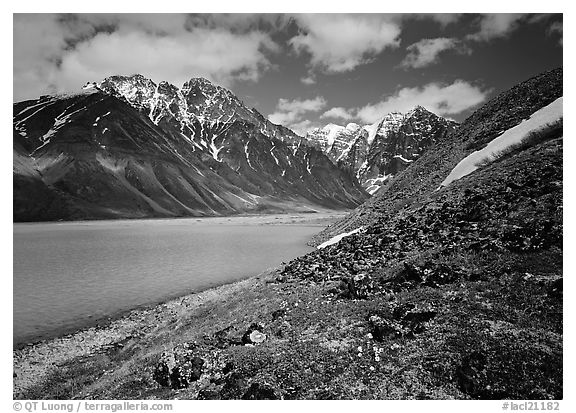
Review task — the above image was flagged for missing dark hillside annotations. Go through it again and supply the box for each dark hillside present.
[315,68,562,243]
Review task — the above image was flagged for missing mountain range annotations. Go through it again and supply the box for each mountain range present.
[305,107,457,194]
[13,75,368,222]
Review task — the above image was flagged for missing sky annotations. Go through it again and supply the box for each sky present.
[13,13,563,135]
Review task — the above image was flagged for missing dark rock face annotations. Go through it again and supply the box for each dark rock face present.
[306,107,457,194]
[13,76,367,222]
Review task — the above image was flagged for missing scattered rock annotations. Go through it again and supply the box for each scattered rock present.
[242,382,280,400]
[369,315,402,341]
[197,387,221,400]
[339,273,378,299]
[152,349,205,389]
[547,278,562,299]
[455,351,490,399]
[152,357,171,388]
[212,326,243,349]
[220,372,248,399]
[271,309,287,321]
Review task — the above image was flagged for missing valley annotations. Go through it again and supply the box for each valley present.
[13,68,563,400]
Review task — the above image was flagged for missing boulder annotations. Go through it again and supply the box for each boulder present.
[369,315,402,341]
[242,323,267,345]
[152,349,204,389]
[242,382,280,400]
[213,325,243,349]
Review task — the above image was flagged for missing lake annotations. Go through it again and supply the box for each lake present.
[13,215,327,346]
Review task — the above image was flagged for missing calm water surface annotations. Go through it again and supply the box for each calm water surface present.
[13,216,320,345]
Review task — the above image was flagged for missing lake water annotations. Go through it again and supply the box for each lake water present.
[13,215,322,346]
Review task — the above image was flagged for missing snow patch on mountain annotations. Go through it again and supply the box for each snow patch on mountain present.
[365,174,391,195]
[441,97,563,187]
[317,227,365,249]
[393,154,414,163]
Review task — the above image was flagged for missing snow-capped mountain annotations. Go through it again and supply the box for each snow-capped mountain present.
[13,76,367,222]
[98,75,303,148]
[305,123,361,159]
[306,107,457,194]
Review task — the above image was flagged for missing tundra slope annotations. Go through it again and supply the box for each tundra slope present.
[13,76,367,222]
[280,67,563,399]
[315,67,563,242]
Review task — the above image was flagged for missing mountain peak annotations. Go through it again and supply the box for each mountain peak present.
[102,73,155,85]
[186,76,213,84]
[405,105,433,117]
[182,77,220,91]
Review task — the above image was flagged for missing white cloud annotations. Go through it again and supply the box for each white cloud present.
[288,119,320,137]
[13,14,279,101]
[401,37,470,69]
[321,107,354,121]
[289,14,401,73]
[548,21,563,45]
[467,14,528,42]
[268,96,326,134]
[59,29,274,88]
[356,80,489,124]
[424,14,463,27]
[277,96,326,113]
[300,75,316,85]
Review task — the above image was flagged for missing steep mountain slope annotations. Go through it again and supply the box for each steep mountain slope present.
[304,123,363,161]
[275,67,563,398]
[13,78,367,222]
[317,68,562,240]
[306,107,457,194]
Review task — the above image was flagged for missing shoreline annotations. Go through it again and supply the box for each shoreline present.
[14,273,269,350]
[13,211,346,397]
[14,211,346,348]
[13,206,350,226]
[13,270,276,398]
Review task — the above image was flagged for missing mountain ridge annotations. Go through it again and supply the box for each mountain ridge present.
[305,106,457,194]
[13,76,367,222]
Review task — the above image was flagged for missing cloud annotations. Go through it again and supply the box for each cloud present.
[268,96,326,135]
[321,107,354,121]
[13,14,279,101]
[401,37,470,69]
[300,75,316,85]
[548,21,563,45]
[289,14,401,73]
[423,14,463,27]
[287,119,320,137]
[356,80,489,124]
[467,14,528,42]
